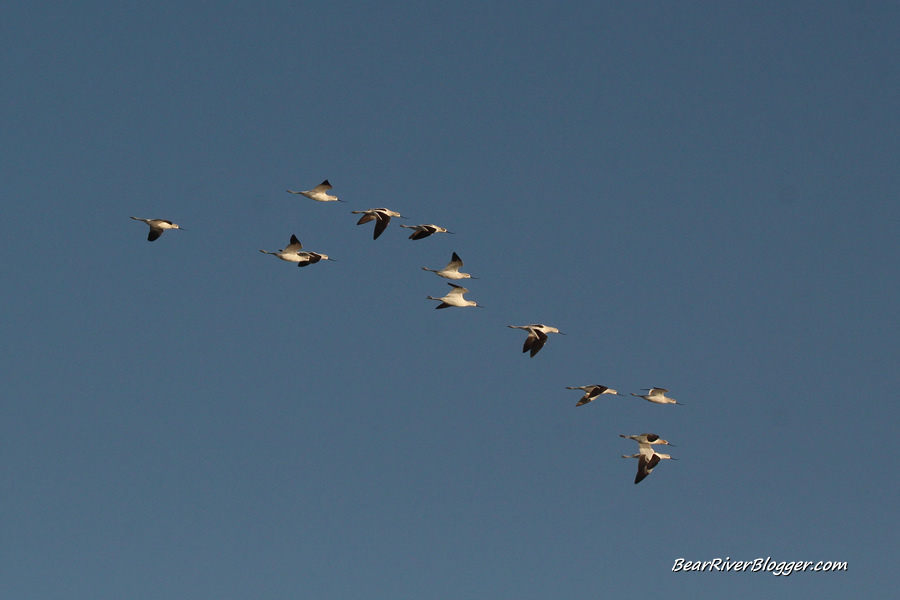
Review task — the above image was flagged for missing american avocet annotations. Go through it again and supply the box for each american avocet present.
[619,433,675,447]
[260,234,333,267]
[400,223,453,240]
[507,324,565,357]
[630,388,683,405]
[286,180,344,202]
[427,283,483,309]
[351,208,405,240]
[422,252,477,280]
[621,439,676,484]
[130,217,185,242]
[566,385,624,407]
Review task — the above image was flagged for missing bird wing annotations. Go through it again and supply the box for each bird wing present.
[313,180,332,192]
[529,330,549,357]
[521,333,534,354]
[585,386,604,400]
[446,283,469,296]
[519,327,538,353]
[147,227,163,242]
[635,453,662,484]
[373,215,391,239]
[356,212,377,225]
[409,226,432,240]
[283,235,303,253]
[575,394,593,407]
[443,253,464,272]
[299,252,322,264]
[634,464,649,484]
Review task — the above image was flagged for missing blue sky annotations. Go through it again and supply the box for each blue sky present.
[2,1,898,598]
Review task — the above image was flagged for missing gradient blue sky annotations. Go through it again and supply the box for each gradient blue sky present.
[2,1,898,598]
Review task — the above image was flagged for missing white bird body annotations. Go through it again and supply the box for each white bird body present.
[352,208,405,239]
[286,180,343,202]
[427,283,482,309]
[630,387,683,405]
[400,223,453,240]
[130,217,184,242]
[566,385,624,407]
[507,324,564,357]
[260,234,333,267]
[621,438,676,484]
[422,252,476,280]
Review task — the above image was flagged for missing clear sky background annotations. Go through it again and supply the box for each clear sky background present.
[2,1,898,598]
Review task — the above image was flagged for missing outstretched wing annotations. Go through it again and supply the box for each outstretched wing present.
[529,330,549,357]
[576,386,604,406]
[522,330,536,354]
[373,215,391,240]
[446,283,469,296]
[635,454,661,484]
[283,234,303,253]
[575,393,593,407]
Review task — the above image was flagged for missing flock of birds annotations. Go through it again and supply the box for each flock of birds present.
[131,179,684,484]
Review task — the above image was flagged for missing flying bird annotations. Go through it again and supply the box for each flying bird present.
[621,438,676,484]
[260,234,333,267]
[130,217,184,242]
[566,385,625,407]
[286,180,344,202]
[351,208,405,240]
[427,283,483,309]
[400,223,453,240]
[507,324,565,357]
[630,388,684,405]
[421,252,477,280]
